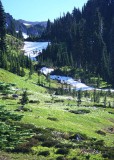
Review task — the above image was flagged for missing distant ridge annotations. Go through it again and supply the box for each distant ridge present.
[6,13,47,38]
[18,19,47,27]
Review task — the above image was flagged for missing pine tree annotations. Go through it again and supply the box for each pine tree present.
[110,19,114,84]
[0,0,7,67]
[103,94,107,107]
[21,90,29,105]
[20,67,25,77]
[10,20,16,36]
[97,75,101,88]
[1,52,8,69]
[77,90,82,106]
[93,89,97,103]
[17,28,23,40]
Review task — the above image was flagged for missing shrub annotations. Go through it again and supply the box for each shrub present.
[55,143,73,149]
[15,106,32,112]
[36,135,48,142]
[56,156,66,160]
[96,130,106,136]
[95,140,104,146]
[72,158,78,160]
[56,148,69,155]
[54,99,64,103]
[29,100,40,104]
[102,147,114,159]
[38,150,50,156]
[12,143,31,153]
[86,155,90,159]
[94,104,104,108]
[47,117,58,121]
[108,111,114,114]
[42,140,58,147]
[69,109,90,114]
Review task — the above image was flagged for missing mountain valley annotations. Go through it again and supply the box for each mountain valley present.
[0,0,114,159]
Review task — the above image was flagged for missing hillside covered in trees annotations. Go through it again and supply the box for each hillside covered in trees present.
[0,0,33,77]
[40,0,114,86]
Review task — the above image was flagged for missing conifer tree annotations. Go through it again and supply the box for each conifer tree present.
[0,0,7,67]
[103,94,107,107]
[110,19,114,84]
[21,90,29,105]
[77,90,82,106]
[17,28,23,40]
[20,67,25,77]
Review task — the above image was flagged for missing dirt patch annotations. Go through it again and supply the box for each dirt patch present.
[106,127,114,134]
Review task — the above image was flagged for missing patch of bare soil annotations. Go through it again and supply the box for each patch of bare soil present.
[106,127,114,134]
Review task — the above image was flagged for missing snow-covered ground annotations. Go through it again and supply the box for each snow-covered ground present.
[40,67,93,91]
[22,41,49,59]
[16,31,29,39]
[23,23,31,26]
[22,32,29,39]
[40,67,114,92]
[50,75,94,91]
[40,67,54,75]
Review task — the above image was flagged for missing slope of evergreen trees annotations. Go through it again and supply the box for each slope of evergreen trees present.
[0,0,33,76]
[0,0,7,68]
[40,0,114,85]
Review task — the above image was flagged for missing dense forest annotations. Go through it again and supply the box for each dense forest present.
[0,0,33,77]
[39,0,114,86]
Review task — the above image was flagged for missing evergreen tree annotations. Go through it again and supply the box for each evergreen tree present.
[0,0,7,67]
[17,28,23,40]
[93,89,95,102]
[21,90,29,105]
[97,75,101,88]
[103,94,107,107]
[20,67,25,77]
[77,90,82,106]
[110,19,114,84]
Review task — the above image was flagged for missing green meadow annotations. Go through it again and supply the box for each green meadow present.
[0,68,114,160]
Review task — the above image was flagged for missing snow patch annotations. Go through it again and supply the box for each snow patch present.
[40,67,54,75]
[22,32,29,39]
[50,75,94,91]
[22,41,49,59]
[23,23,31,26]
[39,67,114,92]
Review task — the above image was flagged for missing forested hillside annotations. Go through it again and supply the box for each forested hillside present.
[40,0,114,85]
[6,13,46,39]
[0,1,33,77]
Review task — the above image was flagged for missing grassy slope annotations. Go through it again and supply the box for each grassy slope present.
[0,68,46,92]
[0,68,114,148]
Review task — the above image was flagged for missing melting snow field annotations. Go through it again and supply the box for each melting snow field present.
[40,67,114,92]
[22,41,49,59]
[40,67,94,91]
[50,75,94,91]
[40,67,54,75]
[22,32,29,39]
